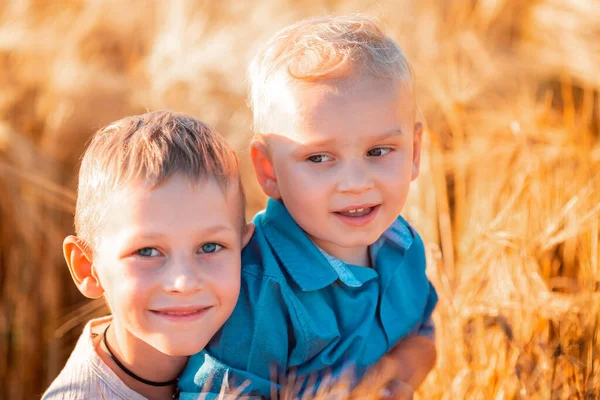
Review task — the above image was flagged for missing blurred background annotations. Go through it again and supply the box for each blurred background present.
[0,0,599,399]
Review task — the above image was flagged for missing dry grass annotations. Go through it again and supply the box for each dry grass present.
[0,0,598,399]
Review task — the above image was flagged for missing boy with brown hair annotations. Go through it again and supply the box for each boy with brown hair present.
[43,110,253,399]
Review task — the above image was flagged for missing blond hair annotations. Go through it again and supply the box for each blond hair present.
[75,110,245,248]
[248,15,415,135]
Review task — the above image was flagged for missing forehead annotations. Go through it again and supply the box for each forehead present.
[99,175,242,238]
[278,75,415,144]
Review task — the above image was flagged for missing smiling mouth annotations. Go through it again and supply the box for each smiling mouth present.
[334,204,379,217]
[335,207,374,217]
[149,306,212,319]
[332,204,381,227]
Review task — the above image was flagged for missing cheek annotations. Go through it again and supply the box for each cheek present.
[279,164,331,197]
[102,269,154,311]
[205,257,241,302]
[377,153,412,179]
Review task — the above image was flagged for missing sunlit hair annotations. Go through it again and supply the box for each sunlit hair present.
[75,110,245,249]
[248,14,415,135]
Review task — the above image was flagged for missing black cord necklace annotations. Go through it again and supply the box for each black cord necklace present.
[102,324,178,389]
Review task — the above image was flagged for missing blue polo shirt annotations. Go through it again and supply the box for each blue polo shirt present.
[179,198,437,398]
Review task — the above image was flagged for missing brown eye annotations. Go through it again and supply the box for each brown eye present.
[367,147,392,157]
[307,154,333,163]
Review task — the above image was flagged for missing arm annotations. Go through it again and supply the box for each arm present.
[381,333,437,389]
[377,282,438,397]
[386,315,437,388]
[350,334,436,400]
[381,228,438,396]
[353,280,438,399]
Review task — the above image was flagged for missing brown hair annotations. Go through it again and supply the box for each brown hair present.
[75,110,245,248]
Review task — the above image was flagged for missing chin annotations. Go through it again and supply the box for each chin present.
[333,237,378,249]
[154,339,209,356]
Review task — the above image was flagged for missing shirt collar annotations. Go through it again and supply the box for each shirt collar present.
[258,198,416,291]
[259,198,339,291]
[316,247,369,288]
[318,216,415,286]
[376,215,415,251]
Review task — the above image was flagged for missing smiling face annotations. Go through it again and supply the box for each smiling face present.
[253,75,422,265]
[92,174,249,356]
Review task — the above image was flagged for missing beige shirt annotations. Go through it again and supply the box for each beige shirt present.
[42,316,148,400]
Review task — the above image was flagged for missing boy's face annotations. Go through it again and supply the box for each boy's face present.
[255,75,421,260]
[92,174,249,356]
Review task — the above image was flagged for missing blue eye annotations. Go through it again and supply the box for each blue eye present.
[135,247,161,257]
[307,154,333,163]
[367,147,392,157]
[199,243,222,254]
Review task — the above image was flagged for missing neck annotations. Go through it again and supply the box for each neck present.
[311,238,371,267]
[98,319,187,400]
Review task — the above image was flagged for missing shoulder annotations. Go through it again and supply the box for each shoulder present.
[238,208,310,323]
[392,215,425,253]
[42,320,98,399]
[42,317,146,400]
[241,216,290,285]
[404,217,425,253]
[224,222,307,338]
[383,215,426,274]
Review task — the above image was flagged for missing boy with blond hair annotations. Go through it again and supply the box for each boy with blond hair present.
[43,111,253,399]
[180,15,437,399]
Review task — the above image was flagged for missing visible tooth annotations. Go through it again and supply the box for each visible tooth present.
[348,209,356,214]
[356,208,364,212]
[163,311,194,315]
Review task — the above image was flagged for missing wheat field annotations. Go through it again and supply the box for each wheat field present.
[0,0,599,399]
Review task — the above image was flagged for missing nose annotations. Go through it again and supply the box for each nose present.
[163,256,203,294]
[337,160,374,194]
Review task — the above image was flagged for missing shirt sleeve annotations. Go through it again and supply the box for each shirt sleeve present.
[393,221,438,342]
[411,279,437,340]
[178,268,304,398]
[416,317,435,339]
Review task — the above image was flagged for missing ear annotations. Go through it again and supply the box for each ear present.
[63,235,104,299]
[411,122,423,181]
[250,139,280,198]
[241,222,255,248]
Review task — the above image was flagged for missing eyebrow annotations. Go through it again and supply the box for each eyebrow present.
[132,224,235,240]
[200,224,235,236]
[296,129,405,150]
[370,129,405,142]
